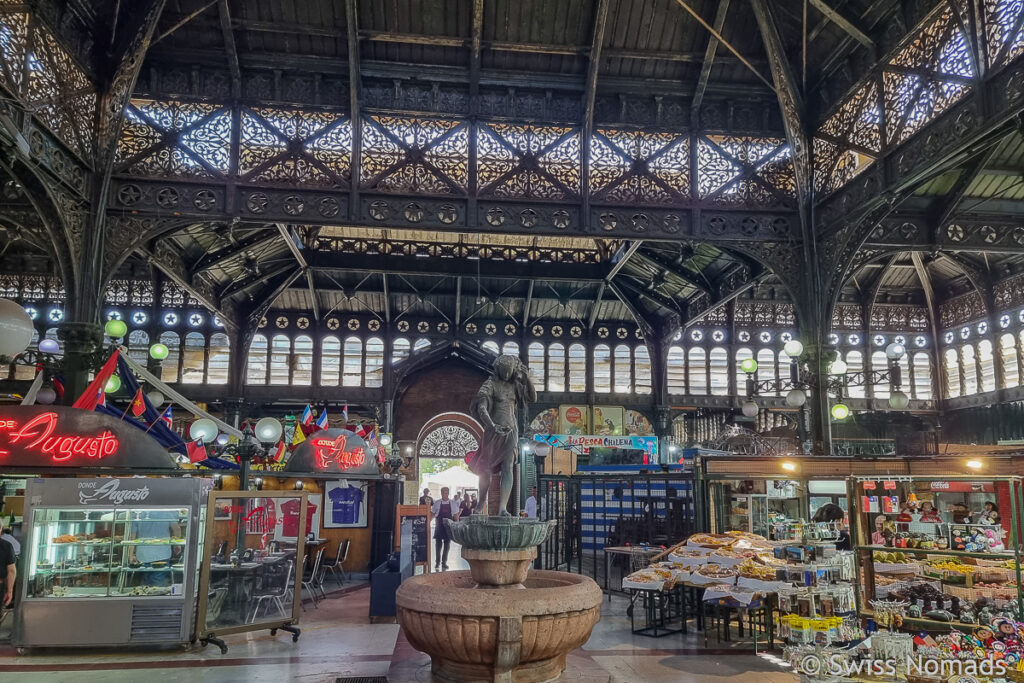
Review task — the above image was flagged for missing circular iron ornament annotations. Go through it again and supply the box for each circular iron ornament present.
[118,184,142,206]
[707,215,727,234]
[960,326,970,340]
[847,334,860,345]
[944,331,955,344]
[156,187,180,208]
[276,316,289,329]
[520,209,537,228]
[164,312,179,326]
[283,195,306,216]
[759,331,772,343]
[712,329,725,342]
[465,322,477,334]
[597,327,609,338]
[873,334,886,346]
[48,308,63,322]
[914,335,927,347]
[348,319,360,331]
[437,322,449,333]
[981,225,998,243]
[977,321,988,335]
[368,319,381,332]
[132,311,148,325]
[486,207,506,226]
[504,324,516,336]
[484,323,497,335]
[551,325,563,337]
[247,192,270,214]
[598,212,618,231]
[188,313,204,327]
[417,321,429,333]
[29,129,44,156]
[631,214,650,232]
[740,217,758,235]
[437,204,458,224]
[552,210,570,229]
[635,328,644,339]
[894,335,907,345]
[780,332,793,343]
[946,224,966,242]
[899,222,918,239]
[369,200,391,221]
[1000,314,1011,329]
[570,326,582,338]
[738,331,751,342]
[404,202,425,223]
[326,318,340,330]
[532,325,544,337]
[297,317,310,329]
[663,214,681,233]
[259,317,267,328]
[397,320,410,332]
[771,217,789,235]
[1014,228,1024,246]
[690,329,703,342]
[193,189,217,211]
[318,197,341,218]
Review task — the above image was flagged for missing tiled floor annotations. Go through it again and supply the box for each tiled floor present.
[0,573,798,682]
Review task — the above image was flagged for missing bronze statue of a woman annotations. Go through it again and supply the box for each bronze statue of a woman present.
[469,354,537,516]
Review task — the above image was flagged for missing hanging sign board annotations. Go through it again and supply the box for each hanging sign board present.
[533,434,659,458]
[930,481,995,493]
[0,406,177,469]
[285,428,381,476]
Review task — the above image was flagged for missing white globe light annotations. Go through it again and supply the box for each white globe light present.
[255,417,283,443]
[783,340,804,357]
[889,390,910,410]
[147,390,164,406]
[533,442,552,458]
[785,388,807,408]
[885,342,906,360]
[379,433,393,446]
[216,433,230,446]
[189,418,219,442]
[38,338,60,354]
[829,359,848,375]
[741,400,759,417]
[36,387,56,404]
[0,298,35,357]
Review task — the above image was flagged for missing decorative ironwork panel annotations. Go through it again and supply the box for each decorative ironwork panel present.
[832,303,864,330]
[940,290,985,328]
[477,123,581,200]
[419,424,480,459]
[240,106,351,187]
[994,273,1024,310]
[814,80,881,195]
[0,11,28,96]
[24,22,95,159]
[696,135,795,207]
[734,301,796,327]
[360,115,467,195]
[117,100,231,178]
[983,0,1024,68]
[883,6,975,145]
[589,129,689,205]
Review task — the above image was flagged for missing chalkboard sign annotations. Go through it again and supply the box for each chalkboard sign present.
[395,505,430,569]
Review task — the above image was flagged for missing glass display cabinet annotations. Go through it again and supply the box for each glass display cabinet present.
[14,477,210,650]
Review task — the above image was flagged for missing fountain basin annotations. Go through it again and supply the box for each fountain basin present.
[396,569,602,683]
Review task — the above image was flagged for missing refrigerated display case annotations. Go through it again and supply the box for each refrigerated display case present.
[14,477,210,650]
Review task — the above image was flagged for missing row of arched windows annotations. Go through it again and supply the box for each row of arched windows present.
[941,334,1024,398]
[835,350,932,400]
[148,331,231,385]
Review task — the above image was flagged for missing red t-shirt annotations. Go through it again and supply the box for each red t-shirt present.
[280,498,318,537]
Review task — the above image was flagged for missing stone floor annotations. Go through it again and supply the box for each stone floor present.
[0,571,799,682]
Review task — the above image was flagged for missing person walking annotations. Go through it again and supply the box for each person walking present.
[431,487,460,571]
[419,488,434,506]
[459,493,474,518]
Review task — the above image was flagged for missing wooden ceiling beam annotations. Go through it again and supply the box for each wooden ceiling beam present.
[691,0,730,123]
[671,0,776,92]
[582,0,610,234]
[152,0,217,46]
[808,0,875,48]
[216,0,241,98]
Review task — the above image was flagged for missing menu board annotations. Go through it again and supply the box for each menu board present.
[395,504,430,569]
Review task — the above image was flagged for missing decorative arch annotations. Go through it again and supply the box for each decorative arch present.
[415,412,485,460]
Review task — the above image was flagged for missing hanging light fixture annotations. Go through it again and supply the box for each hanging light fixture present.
[828,359,848,375]
[149,343,169,360]
[785,388,807,407]
[885,342,906,360]
[740,358,758,374]
[104,375,121,393]
[783,339,804,357]
[104,319,128,339]
[888,390,910,410]
[831,403,850,420]
[741,399,759,417]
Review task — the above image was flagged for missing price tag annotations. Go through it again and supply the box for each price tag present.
[862,481,876,490]
[882,480,896,490]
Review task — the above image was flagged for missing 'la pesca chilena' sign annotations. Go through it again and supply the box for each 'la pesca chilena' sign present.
[0,406,178,469]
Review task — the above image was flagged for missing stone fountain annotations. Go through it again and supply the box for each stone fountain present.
[396,515,602,683]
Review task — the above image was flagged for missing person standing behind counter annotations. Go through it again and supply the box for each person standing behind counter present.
[130,510,182,587]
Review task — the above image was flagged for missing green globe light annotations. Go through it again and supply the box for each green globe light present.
[149,343,169,360]
[831,403,850,420]
[740,358,758,374]
[105,375,121,393]
[105,319,128,338]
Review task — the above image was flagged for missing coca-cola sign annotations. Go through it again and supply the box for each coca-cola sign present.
[78,479,151,505]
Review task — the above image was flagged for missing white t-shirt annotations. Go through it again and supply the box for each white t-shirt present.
[431,499,458,517]
[524,496,537,519]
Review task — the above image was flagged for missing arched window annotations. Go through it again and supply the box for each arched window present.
[1001,333,1019,388]
[871,351,889,398]
[365,337,384,388]
[635,345,652,394]
[757,349,776,396]
[688,347,707,395]
[547,343,565,392]
[568,343,587,391]
[293,335,314,385]
[208,332,230,384]
[846,350,864,398]
[709,347,729,395]
[392,337,410,364]
[668,346,686,393]
[614,344,631,392]
[961,344,978,395]
[912,352,932,399]
[528,342,545,391]
[978,340,996,392]
[160,332,181,383]
[735,347,753,396]
[944,348,961,397]
[246,334,268,384]
[343,336,362,387]
[321,336,341,385]
[181,332,206,384]
[269,334,291,385]
[593,344,611,393]
[414,337,431,352]
[127,330,148,366]
[482,340,500,355]
[502,341,519,356]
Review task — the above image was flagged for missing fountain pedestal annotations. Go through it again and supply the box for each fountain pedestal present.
[396,516,602,683]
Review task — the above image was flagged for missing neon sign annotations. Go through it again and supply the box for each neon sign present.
[310,434,366,470]
[0,411,119,462]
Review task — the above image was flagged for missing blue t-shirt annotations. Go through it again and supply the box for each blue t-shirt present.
[328,486,364,525]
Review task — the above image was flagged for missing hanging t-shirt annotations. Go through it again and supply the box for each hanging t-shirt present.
[280,498,318,537]
[328,485,364,525]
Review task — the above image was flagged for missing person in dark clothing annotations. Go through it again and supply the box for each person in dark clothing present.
[459,494,474,518]
[0,533,15,608]
[431,487,460,570]
[813,503,851,551]
[419,488,434,506]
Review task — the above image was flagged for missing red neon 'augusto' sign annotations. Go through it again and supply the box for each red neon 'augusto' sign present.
[310,434,366,470]
[0,412,119,462]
